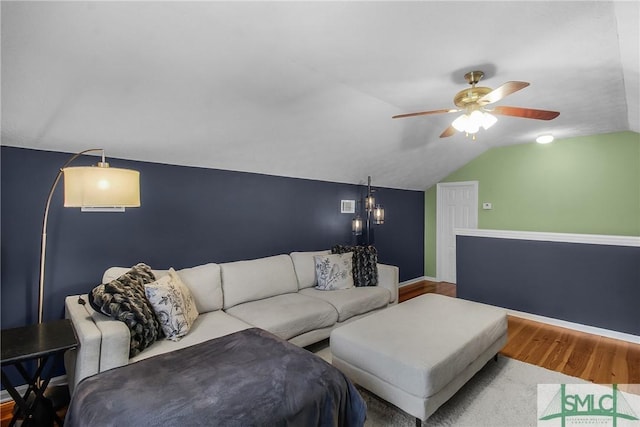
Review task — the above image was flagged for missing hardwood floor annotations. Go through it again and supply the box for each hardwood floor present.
[398,280,456,301]
[399,280,640,390]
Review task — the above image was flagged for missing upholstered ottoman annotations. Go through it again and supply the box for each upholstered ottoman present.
[330,294,507,425]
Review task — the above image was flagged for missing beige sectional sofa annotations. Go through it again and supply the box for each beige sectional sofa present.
[64,250,399,393]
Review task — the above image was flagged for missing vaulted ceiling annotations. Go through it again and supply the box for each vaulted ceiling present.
[2,1,638,190]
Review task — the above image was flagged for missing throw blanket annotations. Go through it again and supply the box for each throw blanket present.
[66,328,366,427]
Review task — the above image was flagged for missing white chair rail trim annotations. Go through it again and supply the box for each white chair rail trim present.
[454,228,640,248]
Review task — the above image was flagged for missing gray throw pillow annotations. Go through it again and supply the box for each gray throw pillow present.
[88,263,161,357]
[314,253,354,291]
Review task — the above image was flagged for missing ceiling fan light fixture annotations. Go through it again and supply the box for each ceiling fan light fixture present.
[452,110,495,135]
[481,112,498,130]
[452,114,469,132]
[469,109,484,124]
[465,122,480,134]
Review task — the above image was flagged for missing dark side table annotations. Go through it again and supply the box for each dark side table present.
[1,319,78,427]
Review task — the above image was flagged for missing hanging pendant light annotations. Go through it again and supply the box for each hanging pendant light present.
[373,204,385,225]
[352,216,363,235]
[352,176,386,244]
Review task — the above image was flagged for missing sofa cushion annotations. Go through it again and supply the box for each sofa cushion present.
[130,310,252,363]
[103,263,223,314]
[220,255,299,310]
[300,286,391,322]
[171,264,222,313]
[225,293,338,340]
[290,250,330,289]
[90,263,161,357]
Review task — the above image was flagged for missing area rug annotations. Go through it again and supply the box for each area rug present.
[361,355,591,427]
[312,345,589,427]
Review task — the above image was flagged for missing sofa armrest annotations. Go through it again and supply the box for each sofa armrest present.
[64,295,130,394]
[92,309,130,372]
[65,295,102,394]
[377,264,399,304]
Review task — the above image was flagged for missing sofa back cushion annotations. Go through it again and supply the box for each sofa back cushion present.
[220,254,299,310]
[103,263,222,314]
[290,250,330,289]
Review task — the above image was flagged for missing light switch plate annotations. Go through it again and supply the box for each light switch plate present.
[482,202,493,210]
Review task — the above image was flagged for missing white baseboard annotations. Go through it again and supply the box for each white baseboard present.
[398,276,438,287]
[506,308,640,344]
[1,375,67,403]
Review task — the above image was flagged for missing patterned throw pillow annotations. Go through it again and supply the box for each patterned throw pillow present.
[314,253,354,291]
[88,263,161,357]
[331,245,379,287]
[144,268,199,341]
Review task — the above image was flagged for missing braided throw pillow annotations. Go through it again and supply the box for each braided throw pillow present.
[331,245,378,287]
[88,263,161,357]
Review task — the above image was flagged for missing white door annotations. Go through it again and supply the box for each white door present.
[436,181,478,283]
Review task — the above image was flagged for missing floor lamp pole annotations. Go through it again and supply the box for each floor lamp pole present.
[366,176,372,246]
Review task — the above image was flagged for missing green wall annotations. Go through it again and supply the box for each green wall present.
[424,131,640,277]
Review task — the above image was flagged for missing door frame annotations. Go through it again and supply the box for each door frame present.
[436,181,479,282]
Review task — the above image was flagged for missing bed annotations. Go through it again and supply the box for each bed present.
[65,328,366,426]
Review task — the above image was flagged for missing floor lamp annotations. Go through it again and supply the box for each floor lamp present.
[38,148,140,323]
[352,176,384,245]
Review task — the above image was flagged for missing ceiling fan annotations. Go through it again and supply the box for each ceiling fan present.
[392,71,560,139]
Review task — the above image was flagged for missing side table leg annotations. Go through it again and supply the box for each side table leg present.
[2,355,57,427]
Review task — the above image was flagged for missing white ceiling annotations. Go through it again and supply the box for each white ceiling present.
[2,1,638,191]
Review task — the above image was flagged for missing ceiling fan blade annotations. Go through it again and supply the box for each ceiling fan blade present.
[492,106,560,120]
[392,109,456,119]
[440,125,457,138]
[478,81,529,105]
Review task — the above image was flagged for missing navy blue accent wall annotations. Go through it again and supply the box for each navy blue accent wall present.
[1,146,424,328]
[457,236,640,335]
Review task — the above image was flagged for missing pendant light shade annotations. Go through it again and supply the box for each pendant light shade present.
[373,204,385,225]
[63,164,140,207]
[365,195,375,211]
[352,216,363,235]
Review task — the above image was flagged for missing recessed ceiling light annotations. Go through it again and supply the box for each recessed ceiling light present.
[536,134,554,144]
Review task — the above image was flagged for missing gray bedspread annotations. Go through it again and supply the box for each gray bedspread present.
[65,328,366,426]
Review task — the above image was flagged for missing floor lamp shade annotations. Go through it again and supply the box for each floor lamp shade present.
[63,166,140,207]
